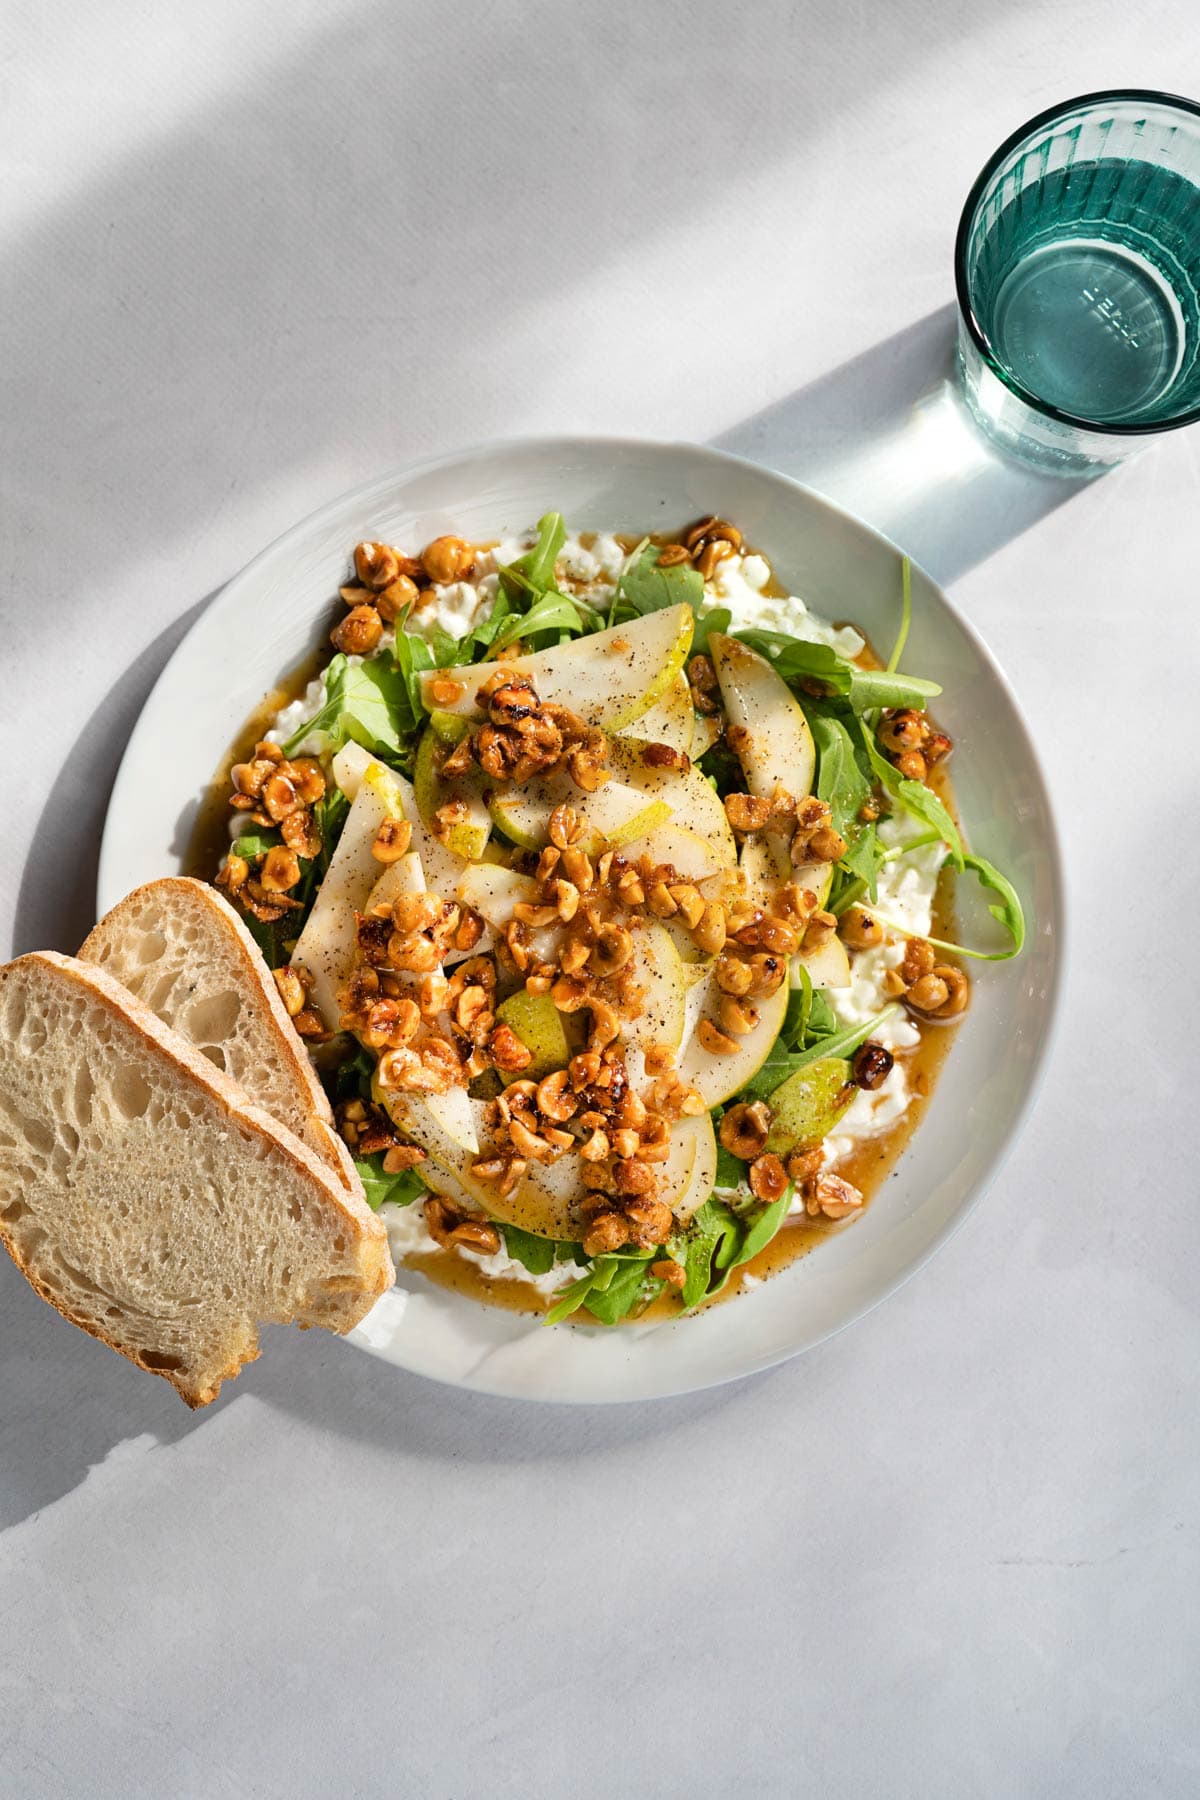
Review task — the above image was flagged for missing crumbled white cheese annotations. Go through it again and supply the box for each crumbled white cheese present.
[379,1200,576,1298]
[711,555,866,660]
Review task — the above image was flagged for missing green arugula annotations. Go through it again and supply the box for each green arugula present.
[690,605,732,656]
[678,1189,793,1309]
[498,511,567,603]
[886,556,912,674]
[737,1005,900,1100]
[615,541,705,619]
[543,1247,659,1326]
[282,653,412,759]
[354,1154,425,1211]
[500,1223,561,1277]
[230,831,279,860]
[714,1139,747,1189]
[488,590,596,651]
[734,628,940,713]
[927,854,1026,960]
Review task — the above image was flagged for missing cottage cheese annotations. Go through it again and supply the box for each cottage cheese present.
[379,1199,578,1298]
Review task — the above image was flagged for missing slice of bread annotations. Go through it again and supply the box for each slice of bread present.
[0,953,394,1407]
[79,878,358,1191]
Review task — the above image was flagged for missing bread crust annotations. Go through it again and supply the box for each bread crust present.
[0,952,393,1406]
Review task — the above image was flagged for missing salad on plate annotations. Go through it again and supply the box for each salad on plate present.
[204,513,1023,1326]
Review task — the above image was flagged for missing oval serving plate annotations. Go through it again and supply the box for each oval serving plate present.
[99,437,1063,1402]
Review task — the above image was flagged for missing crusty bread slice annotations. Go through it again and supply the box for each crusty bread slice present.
[0,953,393,1407]
[79,878,358,1191]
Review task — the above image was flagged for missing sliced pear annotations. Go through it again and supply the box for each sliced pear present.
[622,821,732,884]
[419,603,694,730]
[413,726,490,862]
[488,1152,583,1240]
[490,771,671,854]
[617,671,693,755]
[364,849,426,914]
[333,743,469,901]
[290,760,406,1028]
[376,1088,491,1202]
[428,708,471,745]
[690,712,721,758]
[455,863,537,926]
[607,739,737,865]
[494,989,571,1080]
[670,1112,718,1226]
[624,923,688,1053]
[790,860,835,909]
[676,973,790,1108]
[795,930,851,989]
[765,1058,853,1156]
[739,836,834,913]
[709,633,816,801]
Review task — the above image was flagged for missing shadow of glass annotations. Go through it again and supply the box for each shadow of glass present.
[713,306,1095,586]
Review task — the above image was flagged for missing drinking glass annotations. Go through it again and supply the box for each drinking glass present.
[955,90,1200,474]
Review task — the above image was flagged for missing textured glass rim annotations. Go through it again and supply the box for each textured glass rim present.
[954,88,1200,437]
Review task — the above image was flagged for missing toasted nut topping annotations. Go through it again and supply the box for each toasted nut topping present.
[646,881,679,918]
[354,542,401,589]
[906,973,949,1014]
[878,708,925,753]
[372,817,413,864]
[421,535,475,585]
[697,1018,739,1056]
[615,870,645,907]
[725,792,772,833]
[293,1007,329,1040]
[331,604,384,656]
[882,968,908,998]
[743,952,787,997]
[579,1126,610,1161]
[852,1042,895,1090]
[448,1218,503,1256]
[720,1101,771,1160]
[901,939,937,982]
[553,879,580,922]
[623,1196,673,1245]
[374,573,422,622]
[785,1146,824,1185]
[536,1069,576,1122]
[718,995,758,1036]
[651,1258,686,1287]
[489,1023,534,1072]
[714,953,753,997]
[691,902,727,956]
[806,1172,863,1220]
[429,674,465,707]
[809,826,848,863]
[273,966,306,1017]
[839,906,884,950]
[259,846,302,892]
[669,885,706,929]
[583,1212,632,1256]
[656,542,691,567]
[589,924,632,976]
[614,1159,654,1196]
[548,804,581,849]
[588,999,621,1051]
[895,750,928,782]
[748,1152,788,1203]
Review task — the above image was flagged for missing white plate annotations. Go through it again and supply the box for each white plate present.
[99,437,1063,1403]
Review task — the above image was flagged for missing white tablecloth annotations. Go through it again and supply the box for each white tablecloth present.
[3,4,1198,1795]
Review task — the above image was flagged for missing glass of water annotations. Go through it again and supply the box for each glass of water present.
[956,90,1200,474]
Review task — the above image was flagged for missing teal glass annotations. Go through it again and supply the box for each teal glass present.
[956,91,1200,474]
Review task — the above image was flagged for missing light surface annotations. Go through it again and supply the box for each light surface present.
[2,3,1198,1796]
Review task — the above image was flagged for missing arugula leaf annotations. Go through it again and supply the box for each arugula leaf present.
[618,542,704,616]
[354,1154,425,1211]
[392,629,435,732]
[714,1140,747,1189]
[922,854,1025,960]
[584,1257,663,1325]
[282,654,412,758]
[680,1200,743,1310]
[811,713,871,841]
[738,1005,901,1099]
[734,627,940,712]
[690,605,732,656]
[856,720,964,867]
[781,974,812,1052]
[500,1223,558,1276]
[542,1248,658,1326]
[240,908,284,970]
[837,820,887,897]
[498,511,567,603]
[489,590,593,651]
[328,1041,377,1107]
[887,556,912,674]
[729,1189,792,1270]
[313,785,350,880]
[230,831,280,860]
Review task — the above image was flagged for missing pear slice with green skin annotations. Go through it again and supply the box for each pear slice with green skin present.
[764,1058,854,1157]
[333,743,470,906]
[413,726,491,862]
[709,632,816,801]
[488,1116,707,1241]
[616,671,694,756]
[489,772,671,855]
[494,989,571,1081]
[607,738,737,865]
[290,759,407,1029]
[419,603,694,730]
[676,972,790,1108]
[375,1088,492,1203]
